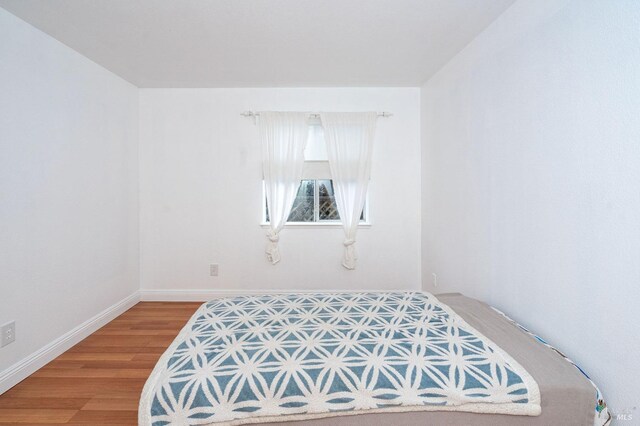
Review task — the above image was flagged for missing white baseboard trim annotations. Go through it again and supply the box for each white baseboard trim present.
[139,288,412,302]
[140,289,231,301]
[0,291,140,395]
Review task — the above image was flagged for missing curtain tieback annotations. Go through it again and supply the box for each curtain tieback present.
[265,230,281,265]
[267,231,280,243]
[342,239,357,270]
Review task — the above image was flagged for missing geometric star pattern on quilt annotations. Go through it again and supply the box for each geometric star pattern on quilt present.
[147,292,538,425]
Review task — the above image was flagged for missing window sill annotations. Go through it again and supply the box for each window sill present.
[260,222,371,229]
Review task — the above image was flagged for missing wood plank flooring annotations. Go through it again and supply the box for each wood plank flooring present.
[0,302,201,425]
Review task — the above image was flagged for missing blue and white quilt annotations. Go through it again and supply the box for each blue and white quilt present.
[140,292,540,425]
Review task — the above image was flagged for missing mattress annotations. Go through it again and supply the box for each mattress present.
[139,292,607,426]
[259,293,606,426]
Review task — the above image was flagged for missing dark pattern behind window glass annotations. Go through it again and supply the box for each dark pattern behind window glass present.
[288,180,315,222]
[318,180,340,221]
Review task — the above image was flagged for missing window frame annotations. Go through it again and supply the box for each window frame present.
[260,180,371,228]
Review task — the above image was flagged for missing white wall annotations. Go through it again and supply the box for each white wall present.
[139,88,421,295]
[6,0,637,413]
[0,8,139,376]
[421,0,640,415]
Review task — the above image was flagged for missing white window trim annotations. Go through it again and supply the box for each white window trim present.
[259,222,372,229]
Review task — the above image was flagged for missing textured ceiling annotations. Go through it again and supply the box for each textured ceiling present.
[0,0,515,87]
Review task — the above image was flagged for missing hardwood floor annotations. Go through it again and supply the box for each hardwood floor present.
[0,302,201,425]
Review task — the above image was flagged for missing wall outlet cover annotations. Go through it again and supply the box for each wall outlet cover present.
[1,321,16,347]
[210,264,219,276]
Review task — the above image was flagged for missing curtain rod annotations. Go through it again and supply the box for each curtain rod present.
[241,111,393,118]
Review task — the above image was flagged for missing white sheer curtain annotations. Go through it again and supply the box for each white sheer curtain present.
[259,112,309,264]
[320,112,377,269]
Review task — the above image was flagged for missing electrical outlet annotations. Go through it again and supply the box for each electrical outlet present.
[432,273,438,287]
[210,264,219,276]
[1,321,15,347]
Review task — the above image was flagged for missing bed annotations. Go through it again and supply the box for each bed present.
[139,292,610,426]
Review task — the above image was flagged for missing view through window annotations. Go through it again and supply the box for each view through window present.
[265,179,366,223]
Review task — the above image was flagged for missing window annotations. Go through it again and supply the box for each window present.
[265,179,366,223]
[263,122,368,225]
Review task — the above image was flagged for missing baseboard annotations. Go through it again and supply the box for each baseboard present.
[140,289,232,301]
[0,291,140,395]
[139,288,409,302]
